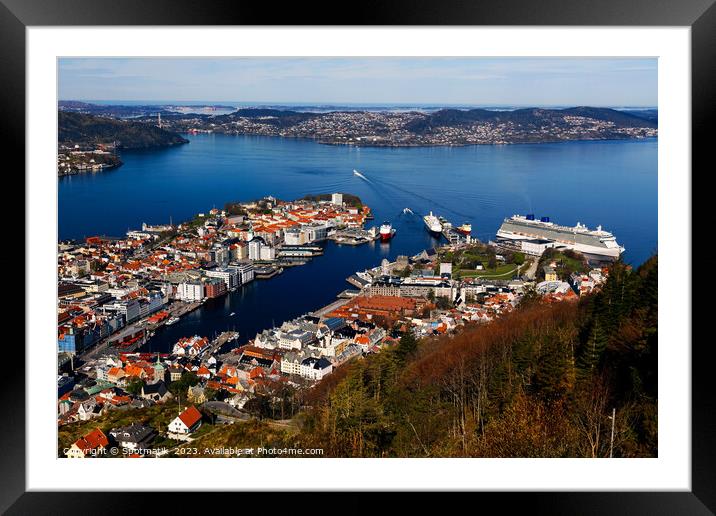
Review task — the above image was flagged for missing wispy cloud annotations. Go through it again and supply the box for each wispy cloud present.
[58,57,657,106]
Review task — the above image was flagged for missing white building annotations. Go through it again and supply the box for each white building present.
[138,291,167,318]
[101,298,141,323]
[210,246,229,265]
[204,267,239,290]
[306,223,330,242]
[177,281,204,302]
[168,406,203,435]
[229,263,254,285]
[300,356,333,381]
[520,239,559,256]
[284,227,310,246]
[331,193,343,206]
[259,245,276,261]
[280,351,304,375]
[248,237,264,260]
[439,262,453,277]
[230,243,249,260]
[278,329,314,350]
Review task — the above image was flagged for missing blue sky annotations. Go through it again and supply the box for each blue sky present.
[58,57,657,107]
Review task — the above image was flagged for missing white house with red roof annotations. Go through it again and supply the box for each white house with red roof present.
[168,405,203,435]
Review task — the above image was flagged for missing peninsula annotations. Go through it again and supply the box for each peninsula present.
[57,111,190,176]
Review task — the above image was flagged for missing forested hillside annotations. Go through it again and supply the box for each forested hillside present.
[58,111,189,149]
[290,256,658,457]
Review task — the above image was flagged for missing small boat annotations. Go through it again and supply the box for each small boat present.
[229,312,236,316]
[165,316,180,326]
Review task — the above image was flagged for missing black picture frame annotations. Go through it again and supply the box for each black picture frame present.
[2,0,711,512]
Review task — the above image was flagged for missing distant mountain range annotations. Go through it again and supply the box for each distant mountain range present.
[58,102,658,147]
[403,106,657,134]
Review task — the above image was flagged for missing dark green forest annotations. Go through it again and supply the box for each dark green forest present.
[287,256,658,457]
[58,111,189,149]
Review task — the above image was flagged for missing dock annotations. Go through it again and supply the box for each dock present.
[310,298,352,318]
[442,227,473,245]
[329,227,378,245]
[435,215,475,246]
[206,331,240,355]
[337,289,361,299]
[254,265,283,279]
[79,300,203,359]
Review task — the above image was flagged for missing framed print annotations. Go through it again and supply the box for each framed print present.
[2,0,713,512]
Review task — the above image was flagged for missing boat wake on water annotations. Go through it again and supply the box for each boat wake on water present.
[352,168,470,221]
[353,169,370,182]
[370,174,472,220]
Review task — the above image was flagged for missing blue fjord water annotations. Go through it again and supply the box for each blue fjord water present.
[59,134,657,350]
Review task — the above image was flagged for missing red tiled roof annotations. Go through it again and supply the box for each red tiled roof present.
[178,405,202,428]
[73,428,109,453]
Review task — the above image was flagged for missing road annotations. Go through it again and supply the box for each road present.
[523,257,540,280]
[78,300,201,361]
[205,331,240,356]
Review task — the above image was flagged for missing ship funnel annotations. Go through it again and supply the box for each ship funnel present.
[526,214,535,221]
[540,216,550,222]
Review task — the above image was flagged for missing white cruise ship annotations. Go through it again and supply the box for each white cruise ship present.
[496,214,624,260]
[423,211,443,235]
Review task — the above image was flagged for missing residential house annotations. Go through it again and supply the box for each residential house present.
[65,428,109,458]
[300,356,333,381]
[187,385,207,404]
[77,399,102,421]
[140,380,172,403]
[168,405,203,435]
[109,423,157,451]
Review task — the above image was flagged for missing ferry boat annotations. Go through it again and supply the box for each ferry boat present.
[379,222,396,241]
[165,316,180,326]
[423,211,443,235]
[457,222,472,235]
[496,214,625,261]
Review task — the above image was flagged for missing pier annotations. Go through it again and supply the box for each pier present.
[329,227,378,246]
[206,331,240,356]
[310,298,352,318]
[254,265,283,279]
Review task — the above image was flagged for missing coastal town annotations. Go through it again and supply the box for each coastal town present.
[57,142,122,176]
[58,192,613,458]
[45,54,661,472]
[183,108,657,146]
[58,103,658,171]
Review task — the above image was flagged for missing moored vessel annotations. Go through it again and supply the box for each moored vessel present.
[379,222,396,241]
[496,214,625,261]
[423,211,443,235]
[457,222,472,235]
